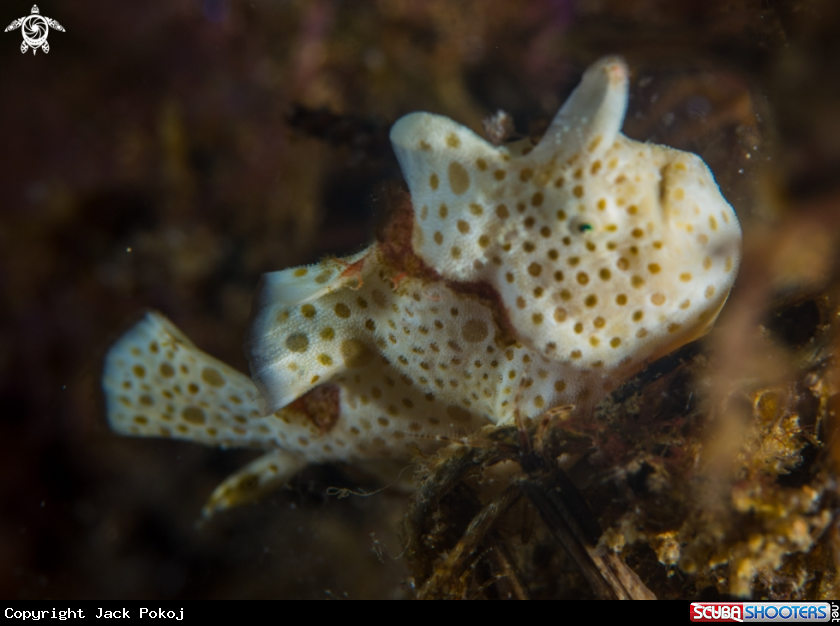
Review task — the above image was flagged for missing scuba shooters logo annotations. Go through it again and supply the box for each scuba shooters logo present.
[5,5,65,54]
[690,602,835,622]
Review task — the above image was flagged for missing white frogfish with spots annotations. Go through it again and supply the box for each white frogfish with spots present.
[102,57,741,516]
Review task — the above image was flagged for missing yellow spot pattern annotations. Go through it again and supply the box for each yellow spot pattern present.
[102,57,742,518]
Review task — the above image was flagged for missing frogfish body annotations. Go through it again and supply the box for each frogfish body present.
[102,57,741,516]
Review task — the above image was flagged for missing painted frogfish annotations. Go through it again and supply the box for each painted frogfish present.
[103,57,741,517]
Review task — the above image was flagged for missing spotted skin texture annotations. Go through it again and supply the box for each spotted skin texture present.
[104,312,475,516]
[102,57,741,514]
[390,58,740,382]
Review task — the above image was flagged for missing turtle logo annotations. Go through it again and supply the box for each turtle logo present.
[5,5,65,54]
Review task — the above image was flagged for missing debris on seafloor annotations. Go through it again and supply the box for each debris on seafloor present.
[110,56,840,601]
[403,312,840,599]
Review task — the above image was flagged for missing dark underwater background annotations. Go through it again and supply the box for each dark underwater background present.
[3,0,840,599]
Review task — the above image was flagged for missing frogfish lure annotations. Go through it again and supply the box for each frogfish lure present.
[102,57,741,517]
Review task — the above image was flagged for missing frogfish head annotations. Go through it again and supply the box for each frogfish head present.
[390,56,741,378]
